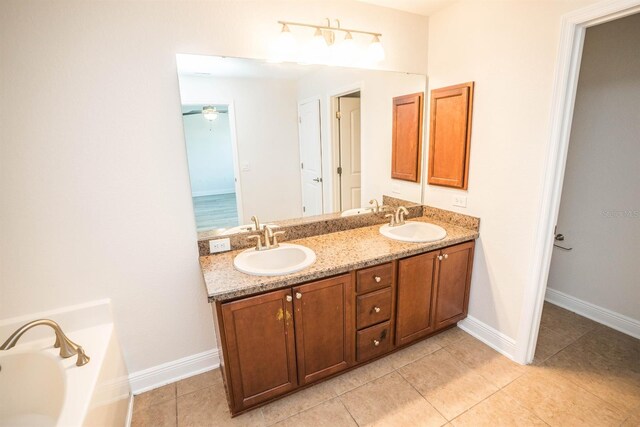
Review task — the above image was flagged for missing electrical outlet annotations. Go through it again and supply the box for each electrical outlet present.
[209,238,231,253]
[453,195,467,208]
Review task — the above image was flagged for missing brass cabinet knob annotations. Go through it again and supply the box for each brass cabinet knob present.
[296,292,302,300]
[443,253,449,259]
[438,255,443,261]
[373,306,381,313]
[286,295,292,302]
[373,339,380,347]
[374,276,382,283]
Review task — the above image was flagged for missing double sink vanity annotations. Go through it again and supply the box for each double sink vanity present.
[198,199,479,416]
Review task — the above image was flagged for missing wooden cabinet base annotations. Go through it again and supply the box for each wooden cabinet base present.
[212,240,475,416]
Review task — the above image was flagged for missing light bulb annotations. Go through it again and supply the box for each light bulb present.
[269,23,296,62]
[307,27,329,64]
[202,106,218,121]
[336,31,357,64]
[367,35,385,62]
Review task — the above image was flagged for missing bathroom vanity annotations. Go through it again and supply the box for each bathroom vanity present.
[200,210,478,416]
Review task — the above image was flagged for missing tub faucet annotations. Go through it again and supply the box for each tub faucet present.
[0,319,90,366]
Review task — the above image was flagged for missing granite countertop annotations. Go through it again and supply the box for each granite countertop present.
[200,216,479,302]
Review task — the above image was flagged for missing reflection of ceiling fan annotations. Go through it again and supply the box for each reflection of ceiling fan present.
[182,106,228,121]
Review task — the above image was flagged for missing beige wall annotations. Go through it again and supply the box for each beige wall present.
[424,0,598,341]
[179,75,302,223]
[0,0,427,374]
[296,68,426,211]
[547,13,640,321]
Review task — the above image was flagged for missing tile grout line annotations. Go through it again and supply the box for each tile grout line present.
[395,366,450,424]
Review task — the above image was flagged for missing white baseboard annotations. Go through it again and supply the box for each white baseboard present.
[125,393,134,427]
[545,288,640,339]
[129,349,220,395]
[458,315,517,361]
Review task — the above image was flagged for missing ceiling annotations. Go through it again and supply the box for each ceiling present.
[356,0,456,16]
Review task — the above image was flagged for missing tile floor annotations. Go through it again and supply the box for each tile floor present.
[192,193,238,231]
[132,302,640,426]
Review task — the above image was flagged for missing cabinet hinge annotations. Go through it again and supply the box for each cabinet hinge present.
[337,166,342,175]
[336,111,342,119]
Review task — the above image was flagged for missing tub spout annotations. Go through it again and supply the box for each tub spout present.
[0,319,90,366]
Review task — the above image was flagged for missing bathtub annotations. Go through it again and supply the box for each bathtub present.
[0,300,131,427]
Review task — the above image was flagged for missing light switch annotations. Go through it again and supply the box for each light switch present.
[453,195,467,208]
[241,163,250,172]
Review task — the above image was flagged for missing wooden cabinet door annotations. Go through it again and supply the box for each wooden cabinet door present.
[428,82,474,189]
[293,274,354,385]
[395,251,438,346]
[391,92,424,182]
[434,241,475,330]
[221,289,297,412]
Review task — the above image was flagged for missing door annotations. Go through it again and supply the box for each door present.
[391,92,424,182]
[293,274,354,385]
[396,251,438,346]
[298,99,324,216]
[221,289,297,412]
[338,96,362,210]
[434,241,475,330]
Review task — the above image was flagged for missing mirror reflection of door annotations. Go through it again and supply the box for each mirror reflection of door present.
[337,92,362,211]
[298,99,324,217]
[181,104,242,231]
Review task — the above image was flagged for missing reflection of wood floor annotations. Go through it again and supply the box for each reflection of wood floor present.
[193,193,239,231]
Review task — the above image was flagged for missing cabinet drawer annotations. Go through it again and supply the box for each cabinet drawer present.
[356,321,392,362]
[356,263,393,293]
[356,287,392,329]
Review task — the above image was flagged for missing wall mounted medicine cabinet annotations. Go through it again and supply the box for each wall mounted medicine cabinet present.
[427,82,475,190]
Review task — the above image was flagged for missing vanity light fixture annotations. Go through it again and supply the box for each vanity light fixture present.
[274,23,296,58]
[202,106,218,121]
[274,19,385,64]
[368,34,385,62]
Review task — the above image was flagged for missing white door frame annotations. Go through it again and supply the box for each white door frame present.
[329,82,363,212]
[515,0,640,364]
[225,102,244,223]
[297,96,324,215]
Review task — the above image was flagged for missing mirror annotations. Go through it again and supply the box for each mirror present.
[176,54,426,239]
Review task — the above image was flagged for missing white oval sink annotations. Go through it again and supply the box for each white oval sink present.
[340,207,373,217]
[379,221,447,243]
[234,243,316,276]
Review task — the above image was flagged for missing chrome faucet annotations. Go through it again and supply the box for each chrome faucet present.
[0,319,90,366]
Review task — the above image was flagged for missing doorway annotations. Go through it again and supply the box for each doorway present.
[519,2,640,364]
[181,103,242,231]
[298,98,324,217]
[333,91,362,211]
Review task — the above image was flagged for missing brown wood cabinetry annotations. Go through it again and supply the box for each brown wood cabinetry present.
[434,241,475,329]
[293,274,354,385]
[220,289,297,412]
[391,92,424,182]
[428,82,474,190]
[395,241,475,347]
[395,251,438,346]
[215,240,474,415]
